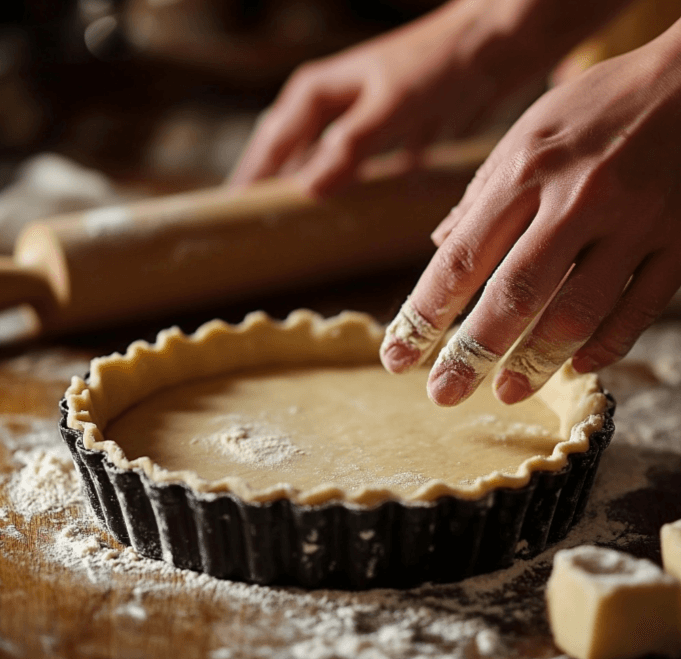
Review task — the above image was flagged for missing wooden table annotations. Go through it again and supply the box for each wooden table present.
[1,270,681,659]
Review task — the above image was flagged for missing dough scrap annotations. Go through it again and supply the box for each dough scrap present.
[662,519,681,583]
[546,546,681,659]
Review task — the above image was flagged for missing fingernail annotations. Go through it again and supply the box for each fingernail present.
[426,326,499,405]
[430,207,458,245]
[430,226,448,245]
[494,370,531,404]
[380,299,443,373]
[427,368,468,406]
[572,354,598,373]
[293,172,323,199]
[380,339,421,374]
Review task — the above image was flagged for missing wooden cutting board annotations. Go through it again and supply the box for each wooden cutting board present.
[0,254,680,659]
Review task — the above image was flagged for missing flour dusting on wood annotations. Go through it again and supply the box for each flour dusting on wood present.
[1,326,681,658]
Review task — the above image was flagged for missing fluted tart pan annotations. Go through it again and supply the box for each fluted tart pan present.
[59,311,614,588]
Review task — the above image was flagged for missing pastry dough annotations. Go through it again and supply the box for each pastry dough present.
[662,519,681,582]
[546,546,681,659]
[65,310,607,507]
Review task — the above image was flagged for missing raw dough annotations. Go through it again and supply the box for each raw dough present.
[66,311,607,506]
[662,519,681,582]
[105,363,563,496]
[546,546,681,659]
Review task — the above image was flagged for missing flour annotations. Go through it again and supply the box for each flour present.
[329,469,430,492]
[191,416,305,468]
[2,349,91,383]
[1,338,680,658]
[114,601,148,621]
[474,416,551,441]
[381,298,443,367]
[0,152,122,252]
[0,524,24,541]
[430,325,498,404]
[502,336,583,394]
[0,416,80,519]
[0,408,659,659]
[0,638,20,658]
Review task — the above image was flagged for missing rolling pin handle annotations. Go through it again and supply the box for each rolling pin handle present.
[0,257,54,314]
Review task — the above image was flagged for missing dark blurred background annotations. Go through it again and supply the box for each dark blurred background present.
[0,0,443,191]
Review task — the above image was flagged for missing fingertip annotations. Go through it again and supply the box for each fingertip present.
[296,159,352,199]
[494,369,531,405]
[430,206,460,245]
[293,170,328,200]
[380,339,421,374]
[430,224,451,247]
[427,364,467,407]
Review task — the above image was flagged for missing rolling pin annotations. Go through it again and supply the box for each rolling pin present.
[0,134,498,337]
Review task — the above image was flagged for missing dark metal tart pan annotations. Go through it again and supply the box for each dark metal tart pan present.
[58,394,615,589]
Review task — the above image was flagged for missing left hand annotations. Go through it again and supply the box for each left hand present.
[380,23,681,406]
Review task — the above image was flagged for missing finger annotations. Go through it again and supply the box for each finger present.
[431,153,502,247]
[296,93,407,197]
[426,210,579,406]
[400,113,444,173]
[572,250,681,372]
[229,69,358,188]
[380,166,539,375]
[380,297,445,374]
[493,241,637,404]
[430,127,517,247]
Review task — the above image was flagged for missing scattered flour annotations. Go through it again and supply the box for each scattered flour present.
[114,601,148,621]
[0,416,81,519]
[381,298,444,366]
[0,524,24,541]
[0,337,679,658]
[330,469,431,491]
[1,349,91,383]
[82,206,133,239]
[192,417,305,468]
[0,405,659,659]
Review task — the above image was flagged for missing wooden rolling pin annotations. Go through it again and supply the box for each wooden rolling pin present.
[0,134,498,337]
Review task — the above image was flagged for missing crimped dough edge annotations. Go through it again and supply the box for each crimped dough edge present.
[65,309,608,507]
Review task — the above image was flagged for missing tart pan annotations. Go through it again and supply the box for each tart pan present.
[58,314,615,589]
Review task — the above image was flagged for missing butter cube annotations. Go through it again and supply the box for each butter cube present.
[546,545,681,659]
[662,520,681,583]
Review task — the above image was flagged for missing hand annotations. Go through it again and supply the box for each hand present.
[227,0,555,198]
[380,23,681,406]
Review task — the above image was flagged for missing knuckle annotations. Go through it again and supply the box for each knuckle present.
[565,164,614,211]
[581,301,659,368]
[506,147,540,190]
[550,295,604,343]
[325,127,360,161]
[615,299,660,336]
[507,136,569,190]
[588,335,631,366]
[489,270,543,321]
[437,237,483,292]
[325,119,377,162]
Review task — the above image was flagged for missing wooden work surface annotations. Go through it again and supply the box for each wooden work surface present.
[1,269,681,659]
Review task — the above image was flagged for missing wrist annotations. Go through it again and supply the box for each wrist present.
[465,0,635,93]
[649,16,681,67]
